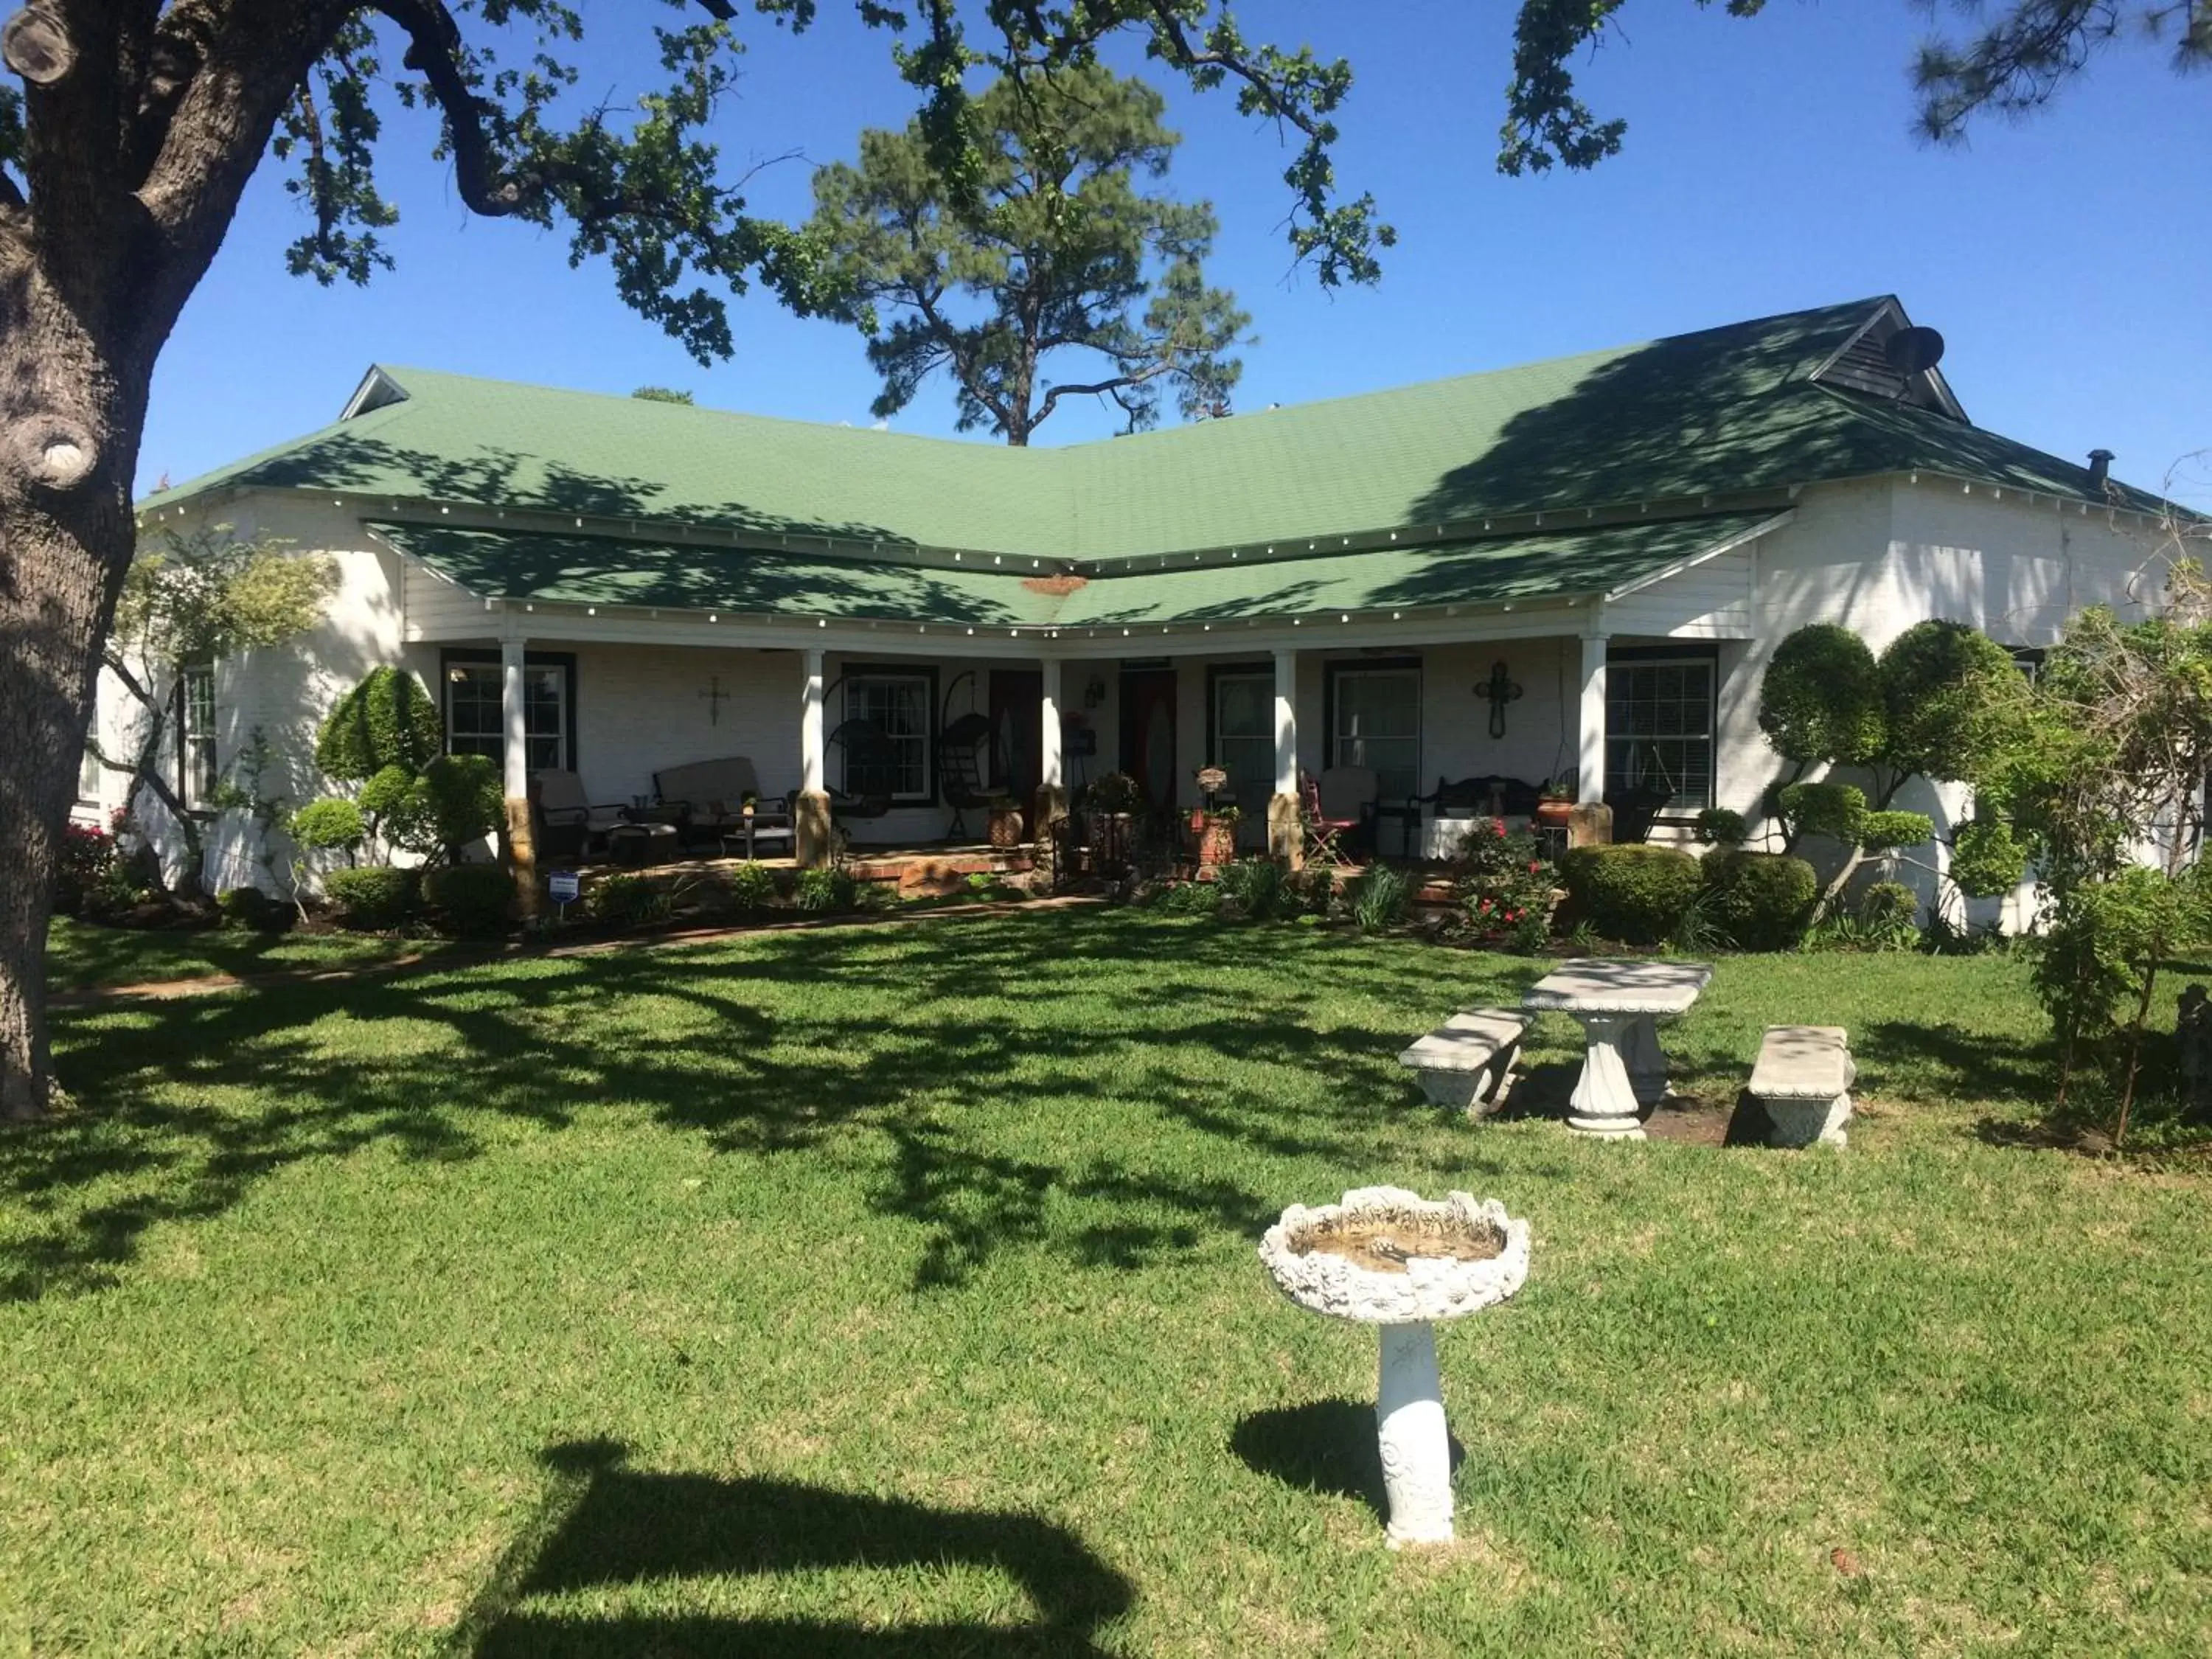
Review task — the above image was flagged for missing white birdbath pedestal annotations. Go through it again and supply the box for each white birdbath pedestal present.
[1522,958,1714,1139]
[1259,1186,1531,1548]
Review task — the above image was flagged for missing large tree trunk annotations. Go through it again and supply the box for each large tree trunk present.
[0,265,150,1121]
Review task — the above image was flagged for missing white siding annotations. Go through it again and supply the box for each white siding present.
[1604,546,1755,639]
[402,559,498,641]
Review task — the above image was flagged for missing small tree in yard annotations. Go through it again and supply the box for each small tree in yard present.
[1753,619,2026,922]
[313,668,499,866]
[93,526,336,900]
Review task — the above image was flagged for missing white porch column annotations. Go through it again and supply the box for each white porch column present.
[1270,647,1301,866]
[1035,657,1068,858]
[796,647,832,868]
[1577,634,1608,807]
[500,635,538,913]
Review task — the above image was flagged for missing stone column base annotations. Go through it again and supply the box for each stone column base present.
[1267,791,1303,869]
[1032,784,1068,834]
[503,796,540,919]
[795,790,834,869]
[1568,802,1613,848]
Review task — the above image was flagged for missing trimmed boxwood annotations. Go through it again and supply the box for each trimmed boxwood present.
[422,863,514,937]
[322,866,420,931]
[1700,849,1818,951]
[1559,844,1702,945]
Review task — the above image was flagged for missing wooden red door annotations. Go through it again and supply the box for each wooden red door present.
[1119,669,1178,807]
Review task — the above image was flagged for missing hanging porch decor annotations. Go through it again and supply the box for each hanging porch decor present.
[1474,660,1523,739]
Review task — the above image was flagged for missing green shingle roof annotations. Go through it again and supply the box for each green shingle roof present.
[372,510,1778,627]
[143,297,2168,568]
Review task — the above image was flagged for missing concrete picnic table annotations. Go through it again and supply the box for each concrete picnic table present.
[1520,958,1714,1140]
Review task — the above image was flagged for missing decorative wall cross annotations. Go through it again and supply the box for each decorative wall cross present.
[1474,660,1523,739]
[698,675,728,725]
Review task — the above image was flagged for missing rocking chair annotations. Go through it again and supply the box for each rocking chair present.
[827,717,900,821]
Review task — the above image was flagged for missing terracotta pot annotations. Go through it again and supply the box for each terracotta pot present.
[1197,816,1239,869]
[1534,799,1573,828]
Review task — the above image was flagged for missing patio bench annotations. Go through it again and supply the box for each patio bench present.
[1748,1026,1855,1148]
[1397,1009,1530,1119]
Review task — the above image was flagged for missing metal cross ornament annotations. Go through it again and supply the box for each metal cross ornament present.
[698,675,728,725]
[1474,661,1523,739]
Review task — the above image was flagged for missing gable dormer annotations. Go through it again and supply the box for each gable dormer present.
[1810,299,1968,422]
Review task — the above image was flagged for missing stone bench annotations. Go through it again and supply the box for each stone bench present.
[1749,1025,1854,1148]
[1397,1009,1530,1119]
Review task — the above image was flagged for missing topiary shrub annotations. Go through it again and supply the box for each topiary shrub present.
[1559,844,1703,945]
[218,885,287,932]
[289,797,365,860]
[315,667,443,782]
[1860,809,1935,853]
[1859,880,1919,926]
[1693,807,1747,847]
[422,863,514,937]
[323,866,420,931]
[726,860,777,917]
[793,868,857,913]
[1700,849,1818,951]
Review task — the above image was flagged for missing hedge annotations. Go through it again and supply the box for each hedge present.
[1700,849,1818,951]
[322,866,420,931]
[1559,844,1702,945]
[422,863,514,937]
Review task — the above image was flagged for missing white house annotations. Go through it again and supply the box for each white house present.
[100,296,2183,913]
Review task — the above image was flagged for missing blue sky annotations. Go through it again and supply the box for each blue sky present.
[140,1,2211,504]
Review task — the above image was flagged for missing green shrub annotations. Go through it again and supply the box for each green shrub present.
[793,868,857,913]
[55,821,119,917]
[588,872,664,925]
[323,866,420,931]
[422,863,513,937]
[1216,856,1289,921]
[1455,818,1554,949]
[1559,844,1703,945]
[1693,807,1747,847]
[1860,810,1934,853]
[1759,624,1885,766]
[288,797,364,858]
[1776,780,1865,842]
[1699,849,1818,951]
[217,885,286,932]
[726,860,777,916]
[381,754,504,862]
[1860,880,1919,926]
[1349,863,1413,934]
[1286,866,1339,918]
[1951,818,2028,899]
[315,667,442,782]
[1152,880,1224,917]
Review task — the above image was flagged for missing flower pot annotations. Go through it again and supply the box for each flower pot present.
[1197,816,1238,869]
[987,805,1025,849]
[1534,799,1573,829]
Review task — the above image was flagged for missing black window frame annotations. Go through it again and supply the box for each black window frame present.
[1324,655,1424,804]
[1203,660,1273,807]
[840,662,939,806]
[439,649,579,776]
[1604,643,1718,812]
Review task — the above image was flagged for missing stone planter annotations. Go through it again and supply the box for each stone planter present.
[1259,1187,1531,1548]
[987,804,1025,849]
[1192,813,1238,869]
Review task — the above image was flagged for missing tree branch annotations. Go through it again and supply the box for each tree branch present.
[1033,363,1167,431]
[369,0,524,216]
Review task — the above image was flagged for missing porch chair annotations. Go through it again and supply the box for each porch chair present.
[1316,765,1381,857]
[1299,768,1363,868]
[532,770,626,860]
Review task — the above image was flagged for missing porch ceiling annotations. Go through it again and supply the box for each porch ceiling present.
[373,509,1780,633]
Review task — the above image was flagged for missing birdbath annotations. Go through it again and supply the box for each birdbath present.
[1259,1186,1531,1548]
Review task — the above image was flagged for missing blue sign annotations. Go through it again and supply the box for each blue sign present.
[547,871,580,905]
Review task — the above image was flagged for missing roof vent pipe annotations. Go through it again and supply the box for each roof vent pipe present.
[2087,448,2115,492]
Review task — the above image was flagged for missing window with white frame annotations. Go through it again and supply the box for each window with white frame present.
[178,663,218,810]
[1604,653,1715,809]
[443,657,570,773]
[843,670,933,801]
[1329,663,1421,802]
[79,725,103,803]
[1211,669,1273,808]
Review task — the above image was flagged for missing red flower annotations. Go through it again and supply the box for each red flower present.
[1528,860,1541,873]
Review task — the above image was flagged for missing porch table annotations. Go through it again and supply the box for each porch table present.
[1521,958,1713,1140]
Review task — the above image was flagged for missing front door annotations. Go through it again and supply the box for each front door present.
[1119,669,1178,808]
[989,670,1043,805]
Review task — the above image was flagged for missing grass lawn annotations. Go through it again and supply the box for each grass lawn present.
[4,910,2208,1655]
[45,915,426,993]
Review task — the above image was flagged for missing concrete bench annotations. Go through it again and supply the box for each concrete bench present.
[1749,1026,1854,1148]
[1397,1009,1531,1119]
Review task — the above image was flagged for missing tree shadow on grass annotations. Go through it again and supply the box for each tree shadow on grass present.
[9,910,1537,1300]
[447,1439,1133,1657]
[1229,1399,1464,1526]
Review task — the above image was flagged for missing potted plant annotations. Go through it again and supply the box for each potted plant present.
[985,791,1026,849]
[1085,771,1142,876]
[1190,765,1239,868]
[1534,776,1575,830]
